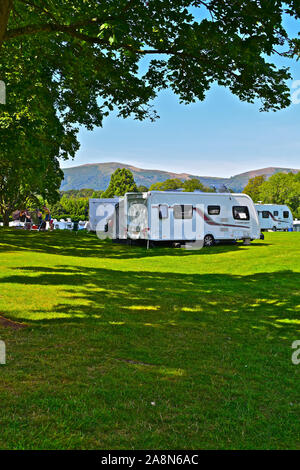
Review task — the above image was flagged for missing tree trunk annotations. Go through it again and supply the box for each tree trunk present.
[3,211,10,227]
[0,0,13,49]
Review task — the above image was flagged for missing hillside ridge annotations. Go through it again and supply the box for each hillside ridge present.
[61,162,299,192]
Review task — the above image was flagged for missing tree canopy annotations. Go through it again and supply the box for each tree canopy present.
[183,178,214,193]
[101,168,137,198]
[150,178,184,191]
[149,177,213,192]
[1,0,300,122]
[243,175,266,202]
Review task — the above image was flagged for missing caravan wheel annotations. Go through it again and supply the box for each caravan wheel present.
[273,226,277,232]
[204,234,215,247]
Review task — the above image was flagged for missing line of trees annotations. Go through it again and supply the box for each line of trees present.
[149,178,215,192]
[60,189,103,199]
[49,196,89,222]
[48,189,104,221]
[243,172,300,218]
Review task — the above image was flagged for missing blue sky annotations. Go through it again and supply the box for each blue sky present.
[62,14,300,178]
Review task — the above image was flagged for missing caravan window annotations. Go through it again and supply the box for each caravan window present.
[274,211,279,216]
[208,205,221,215]
[283,211,290,218]
[173,205,193,220]
[262,211,269,219]
[232,206,250,221]
[159,204,169,219]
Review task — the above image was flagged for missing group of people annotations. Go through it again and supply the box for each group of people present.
[12,206,52,231]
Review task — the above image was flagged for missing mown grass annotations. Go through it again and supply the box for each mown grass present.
[0,229,299,450]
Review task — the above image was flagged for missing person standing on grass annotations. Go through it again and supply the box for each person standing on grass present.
[43,205,51,222]
[37,208,45,231]
[24,210,31,230]
[19,210,26,222]
[38,205,51,231]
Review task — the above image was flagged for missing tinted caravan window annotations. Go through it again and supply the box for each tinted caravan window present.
[208,205,221,215]
[283,211,290,218]
[233,206,250,220]
[173,205,193,219]
[159,204,168,219]
[274,211,279,216]
[262,211,269,219]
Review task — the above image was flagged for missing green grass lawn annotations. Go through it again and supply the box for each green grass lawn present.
[0,229,299,450]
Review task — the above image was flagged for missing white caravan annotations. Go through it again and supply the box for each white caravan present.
[113,191,261,246]
[89,198,120,232]
[255,204,293,231]
[293,220,300,232]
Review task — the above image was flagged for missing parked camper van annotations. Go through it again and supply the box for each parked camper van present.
[113,192,260,246]
[255,204,293,231]
[89,198,120,232]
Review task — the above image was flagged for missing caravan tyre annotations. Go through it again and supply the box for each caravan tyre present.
[204,234,215,247]
[273,226,277,232]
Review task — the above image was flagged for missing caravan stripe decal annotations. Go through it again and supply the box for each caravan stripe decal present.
[195,208,250,230]
[267,211,288,224]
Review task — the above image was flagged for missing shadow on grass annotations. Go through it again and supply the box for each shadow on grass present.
[0,229,269,260]
[1,263,299,343]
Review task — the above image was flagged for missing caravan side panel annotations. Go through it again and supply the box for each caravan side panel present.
[255,204,293,231]
[89,198,119,232]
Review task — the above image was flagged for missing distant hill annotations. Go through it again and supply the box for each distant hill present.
[61,162,299,192]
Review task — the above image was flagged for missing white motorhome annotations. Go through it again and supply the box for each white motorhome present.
[255,204,293,231]
[89,198,120,232]
[112,191,261,247]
